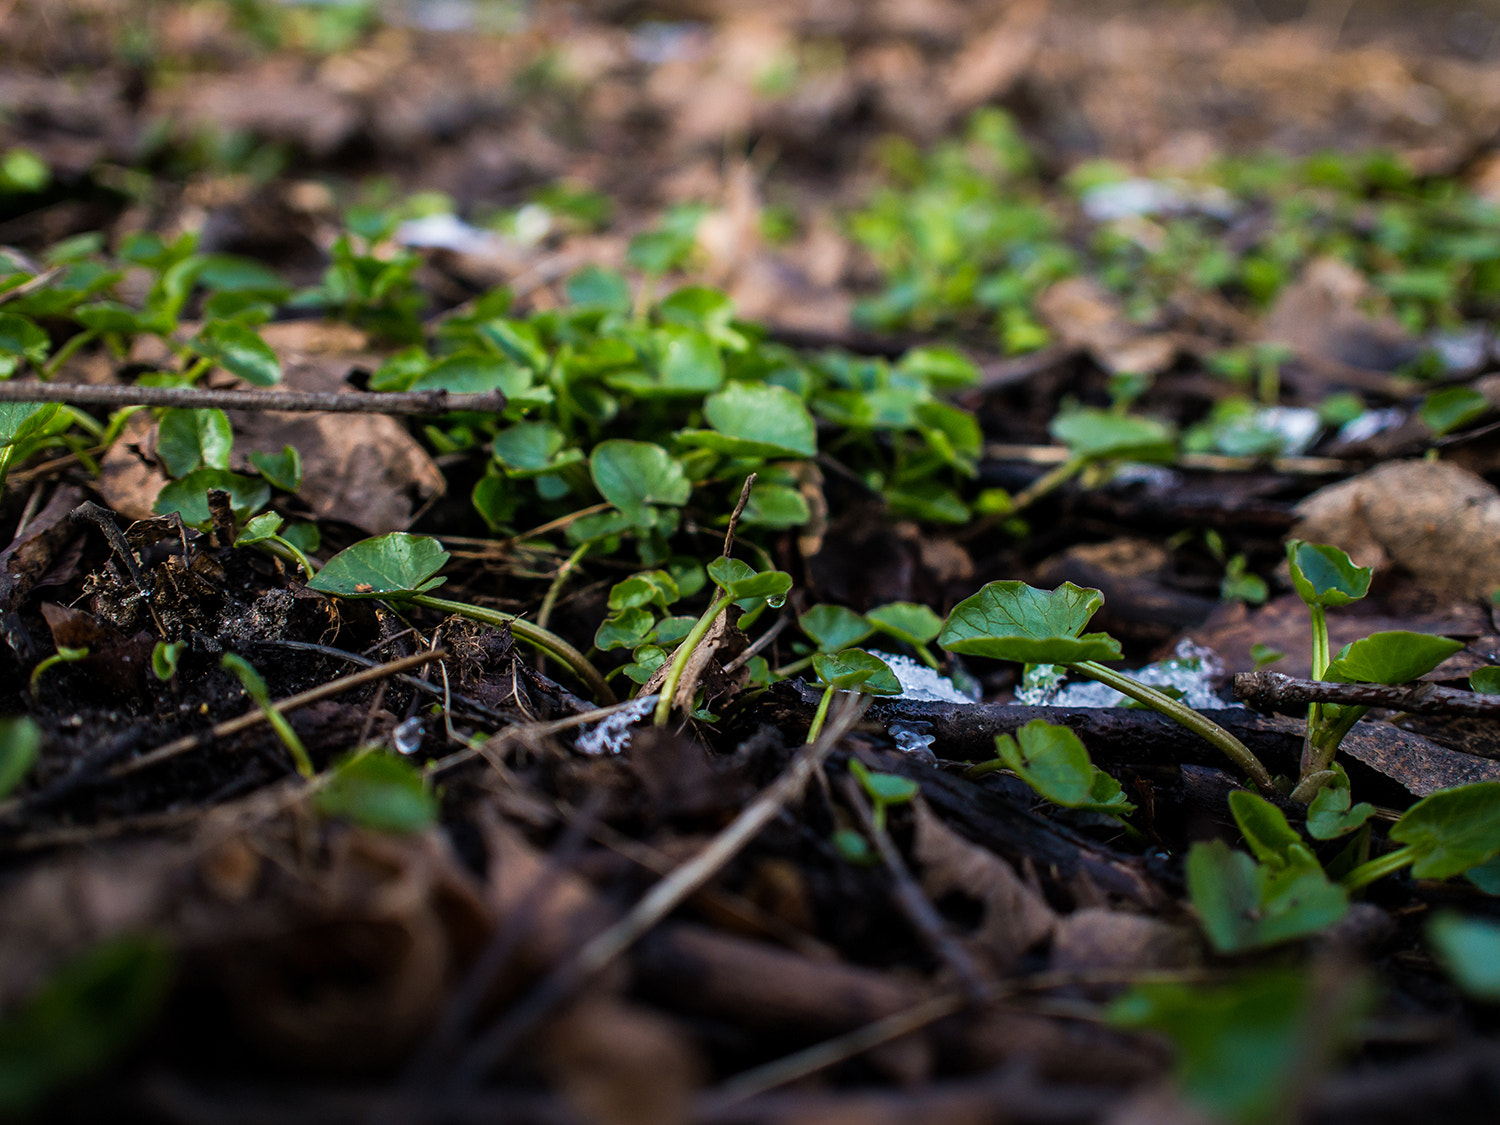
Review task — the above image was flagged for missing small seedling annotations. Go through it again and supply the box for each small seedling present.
[312,750,437,834]
[221,653,314,778]
[965,717,1134,819]
[805,649,902,743]
[151,641,185,682]
[1340,780,1500,891]
[848,757,919,834]
[29,646,88,697]
[938,581,1275,791]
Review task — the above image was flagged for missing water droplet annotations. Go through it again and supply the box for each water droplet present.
[766,594,786,609]
[392,716,424,755]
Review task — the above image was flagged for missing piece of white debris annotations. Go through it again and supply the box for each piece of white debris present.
[870,651,976,705]
[1013,638,1233,711]
[887,721,939,763]
[576,694,659,756]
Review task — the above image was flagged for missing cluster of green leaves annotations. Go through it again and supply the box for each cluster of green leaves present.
[852,113,1500,347]
[1286,540,1465,796]
[967,718,1134,818]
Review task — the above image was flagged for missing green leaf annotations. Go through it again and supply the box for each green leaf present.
[1251,642,1286,669]
[478,319,548,370]
[1420,386,1490,437]
[234,511,284,545]
[740,481,810,528]
[800,605,874,652]
[248,445,302,492]
[1229,790,1305,868]
[1389,781,1500,880]
[1305,766,1376,840]
[995,719,1092,806]
[1469,666,1500,695]
[413,352,551,414]
[1049,408,1176,462]
[151,641,185,682]
[492,421,583,478]
[192,320,282,386]
[307,533,450,598]
[1428,913,1500,1001]
[0,936,174,1116]
[590,440,692,525]
[937,581,1123,664]
[706,556,792,601]
[1286,541,1372,608]
[1108,968,1364,1125]
[0,401,61,447]
[312,752,437,834]
[196,253,292,299]
[812,649,901,694]
[608,571,678,611]
[896,345,979,390]
[866,602,943,647]
[677,382,818,458]
[0,716,41,799]
[0,312,50,376]
[1325,631,1464,685]
[566,266,630,312]
[1187,839,1347,954]
[156,408,233,477]
[849,757,920,803]
[595,608,654,651]
[153,469,270,528]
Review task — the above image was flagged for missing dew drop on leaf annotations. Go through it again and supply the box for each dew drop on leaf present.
[766,594,786,609]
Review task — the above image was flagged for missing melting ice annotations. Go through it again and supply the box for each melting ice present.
[1012,639,1232,711]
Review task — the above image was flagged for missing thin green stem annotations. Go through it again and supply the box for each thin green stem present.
[1008,457,1086,516]
[409,593,616,705]
[537,542,590,634]
[1341,844,1417,892]
[1301,604,1331,778]
[41,329,97,379]
[1072,660,1275,793]
[653,591,733,725]
[771,654,815,680]
[805,683,836,744]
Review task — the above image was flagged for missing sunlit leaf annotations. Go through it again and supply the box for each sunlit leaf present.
[307,533,450,598]
[192,320,282,386]
[1325,631,1464,685]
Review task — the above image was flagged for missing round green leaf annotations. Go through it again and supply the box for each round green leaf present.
[1049,408,1176,462]
[938,581,1122,664]
[193,320,282,386]
[312,752,437,834]
[153,469,270,528]
[156,408,233,478]
[307,533,451,598]
[996,719,1094,806]
[1325,631,1465,685]
[590,440,691,524]
[706,556,792,601]
[1390,781,1500,880]
[813,649,901,694]
[1428,913,1500,1001]
[1286,540,1372,608]
[800,605,874,652]
[679,381,817,459]
[867,602,943,647]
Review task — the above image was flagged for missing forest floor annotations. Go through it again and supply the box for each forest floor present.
[3,2,1500,1123]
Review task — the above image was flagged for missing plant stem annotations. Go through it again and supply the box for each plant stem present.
[1008,456,1086,515]
[805,683,836,744]
[0,380,510,416]
[1341,845,1417,892]
[409,593,616,705]
[653,592,733,725]
[1071,660,1276,792]
[40,329,97,379]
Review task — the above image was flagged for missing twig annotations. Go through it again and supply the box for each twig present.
[0,381,509,416]
[108,649,446,778]
[983,442,1354,475]
[843,776,988,1001]
[1234,670,1500,717]
[438,693,871,1095]
[0,265,64,306]
[723,609,793,673]
[723,472,757,557]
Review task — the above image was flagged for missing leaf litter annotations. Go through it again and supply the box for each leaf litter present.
[4,1,1500,1123]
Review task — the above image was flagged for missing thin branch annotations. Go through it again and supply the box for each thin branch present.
[1234,670,1500,717]
[0,381,509,416]
[723,471,757,558]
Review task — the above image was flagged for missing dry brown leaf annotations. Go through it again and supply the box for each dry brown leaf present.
[1036,277,1177,376]
[912,801,1056,973]
[1049,907,1199,973]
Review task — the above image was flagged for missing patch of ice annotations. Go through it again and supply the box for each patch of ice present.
[1082,178,1236,223]
[888,722,938,763]
[576,695,659,756]
[395,213,505,255]
[1337,408,1406,444]
[1255,406,1322,456]
[1430,325,1490,375]
[871,651,975,705]
[1013,639,1233,711]
[391,715,424,756]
